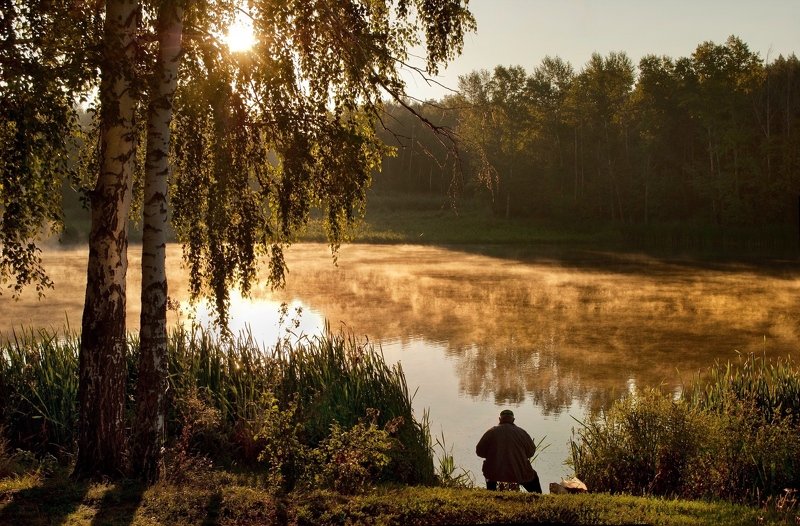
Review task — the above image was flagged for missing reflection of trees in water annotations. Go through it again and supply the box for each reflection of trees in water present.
[455,341,583,415]
[273,245,800,413]
[451,335,692,416]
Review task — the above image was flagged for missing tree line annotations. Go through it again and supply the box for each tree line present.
[378,36,800,231]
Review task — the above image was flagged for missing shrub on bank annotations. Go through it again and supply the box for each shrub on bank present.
[570,354,800,503]
[0,326,435,491]
[569,388,712,497]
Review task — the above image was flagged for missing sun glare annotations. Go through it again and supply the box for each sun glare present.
[225,14,256,53]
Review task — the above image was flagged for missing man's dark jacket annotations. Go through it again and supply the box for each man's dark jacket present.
[476,422,536,483]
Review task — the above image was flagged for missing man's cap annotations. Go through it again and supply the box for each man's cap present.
[500,409,514,417]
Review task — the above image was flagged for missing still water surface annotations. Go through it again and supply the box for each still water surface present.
[3,243,799,490]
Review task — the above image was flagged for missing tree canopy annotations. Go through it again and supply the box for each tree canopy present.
[1,0,475,308]
[0,0,99,296]
[378,36,800,236]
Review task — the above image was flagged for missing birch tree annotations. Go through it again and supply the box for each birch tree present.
[134,0,475,482]
[2,0,474,480]
[132,0,184,481]
[72,0,139,479]
[134,0,474,481]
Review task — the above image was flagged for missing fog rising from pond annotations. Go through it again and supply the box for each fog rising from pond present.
[3,244,799,413]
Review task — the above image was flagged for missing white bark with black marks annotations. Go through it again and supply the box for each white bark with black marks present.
[74,0,137,480]
[133,0,184,481]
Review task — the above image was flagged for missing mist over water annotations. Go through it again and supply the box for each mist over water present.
[3,243,799,489]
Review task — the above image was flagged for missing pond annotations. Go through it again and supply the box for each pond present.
[2,243,799,490]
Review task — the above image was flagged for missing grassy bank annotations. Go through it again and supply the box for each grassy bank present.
[59,188,798,260]
[297,191,800,260]
[300,192,613,247]
[0,470,776,525]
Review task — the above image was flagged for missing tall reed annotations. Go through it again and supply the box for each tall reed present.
[271,330,434,483]
[0,325,435,485]
[686,353,800,421]
[0,328,80,458]
[167,325,278,429]
[570,353,800,503]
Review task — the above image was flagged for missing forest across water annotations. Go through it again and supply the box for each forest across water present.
[374,36,800,234]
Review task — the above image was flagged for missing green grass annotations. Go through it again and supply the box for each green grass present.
[61,185,798,260]
[1,469,782,525]
[299,191,619,247]
[296,191,799,260]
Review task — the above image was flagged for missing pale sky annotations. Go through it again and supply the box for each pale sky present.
[402,0,800,101]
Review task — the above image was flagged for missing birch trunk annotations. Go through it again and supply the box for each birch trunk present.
[133,0,184,481]
[74,0,137,479]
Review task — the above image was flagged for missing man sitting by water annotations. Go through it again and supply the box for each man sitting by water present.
[476,409,542,493]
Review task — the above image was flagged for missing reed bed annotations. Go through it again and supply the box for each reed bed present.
[272,332,435,484]
[570,353,800,504]
[687,353,800,420]
[167,326,279,429]
[0,326,435,487]
[0,328,80,459]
